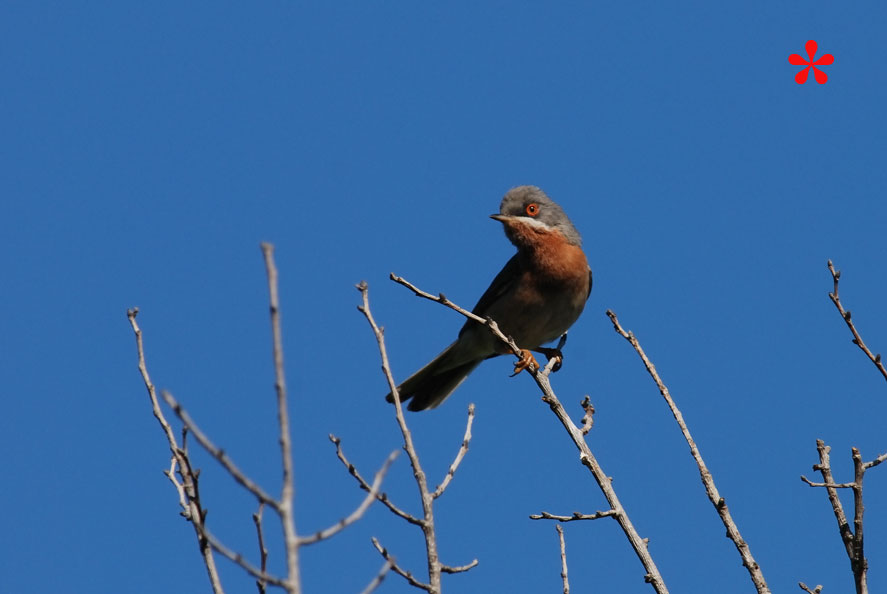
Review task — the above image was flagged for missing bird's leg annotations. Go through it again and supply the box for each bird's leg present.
[533,346,563,372]
[511,349,540,376]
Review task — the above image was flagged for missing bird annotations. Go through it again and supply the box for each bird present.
[386,185,592,411]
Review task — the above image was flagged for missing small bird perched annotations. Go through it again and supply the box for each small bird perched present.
[386,185,592,411]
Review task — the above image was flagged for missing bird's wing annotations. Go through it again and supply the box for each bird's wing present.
[458,253,521,335]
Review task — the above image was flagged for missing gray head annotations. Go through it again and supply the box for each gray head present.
[491,185,582,246]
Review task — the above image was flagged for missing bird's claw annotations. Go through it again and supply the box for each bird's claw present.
[511,349,540,376]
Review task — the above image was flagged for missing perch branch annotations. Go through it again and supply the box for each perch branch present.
[393,276,668,594]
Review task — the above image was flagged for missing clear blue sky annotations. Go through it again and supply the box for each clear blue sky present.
[3,3,886,593]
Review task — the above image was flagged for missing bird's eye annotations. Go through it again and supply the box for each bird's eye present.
[525,203,539,216]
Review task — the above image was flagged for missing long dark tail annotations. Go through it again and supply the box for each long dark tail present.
[385,343,482,411]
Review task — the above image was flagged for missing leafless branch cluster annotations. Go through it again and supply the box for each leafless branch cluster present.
[796,261,887,594]
[351,280,479,593]
[129,249,886,594]
[127,243,397,594]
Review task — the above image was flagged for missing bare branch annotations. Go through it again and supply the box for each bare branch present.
[827,260,887,383]
[360,280,481,592]
[360,558,394,594]
[800,475,855,489]
[607,309,770,594]
[390,273,525,362]
[330,435,422,525]
[261,243,301,592]
[299,450,399,545]
[579,395,595,436]
[799,583,823,594]
[862,451,887,470]
[194,521,289,589]
[159,390,279,508]
[530,510,617,522]
[806,441,855,565]
[440,560,479,574]
[804,440,872,593]
[556,525,570,594]
[371,537,431,591]
[432,404,476,499]
[127,308,225,594]
[253,504,269,594]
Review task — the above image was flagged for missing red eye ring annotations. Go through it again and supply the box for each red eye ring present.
[525,203,539,216]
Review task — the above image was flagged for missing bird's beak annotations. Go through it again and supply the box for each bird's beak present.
[490,213,509,222]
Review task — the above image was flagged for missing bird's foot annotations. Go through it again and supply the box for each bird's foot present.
[511,349,540,376]
[534,347,563,372]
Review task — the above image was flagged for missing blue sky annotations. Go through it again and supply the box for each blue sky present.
[3,2,887,593]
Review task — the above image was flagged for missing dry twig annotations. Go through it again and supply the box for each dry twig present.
[358,281,478,593]
[607,309,770,594]
[261,243,301,591]
[127,308,225,594]
[253,504,269,594]
[800,440,887,594]
[827,260,887,383]
[556,525,570,594]
[530,510,617,522]
[799,582,823,594]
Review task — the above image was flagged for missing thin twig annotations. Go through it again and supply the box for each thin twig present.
[160,390,279,508]
[371,537,431,591]
[359,281,478,592]
[393,277,667,593]
[330,435,422,525]
[530,510,617,522]
[799,583,823,594]
[299,450,399,545]
[432,404,476,499]
[579,395,595,435]
[803,440,874,594]
[440,560,480,573]
[607,309,770,594]
[194,521,289,588]
[827,260,887,383]
[261,243,301,593]
[556,525,570,594]
[800,476,855,489]
[253,504,269,594]
[360,558,394,594]
[127,308,225,594]
[391,273,526,362]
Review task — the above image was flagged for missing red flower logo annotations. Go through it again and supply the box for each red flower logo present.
[789,40,834,84]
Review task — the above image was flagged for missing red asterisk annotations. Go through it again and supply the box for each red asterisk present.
[788,40,834,84]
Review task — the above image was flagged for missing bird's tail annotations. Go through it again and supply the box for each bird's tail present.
[385,342,482,411]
